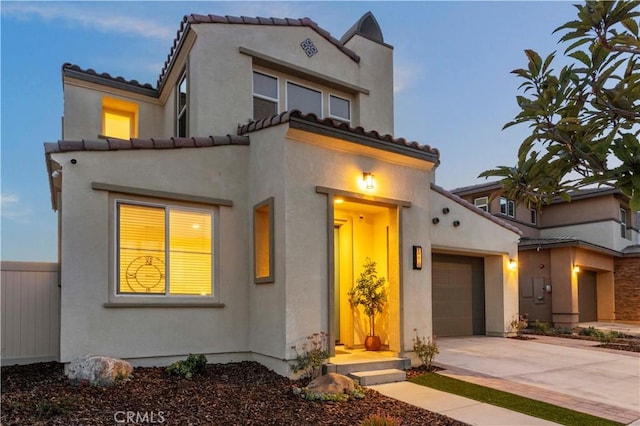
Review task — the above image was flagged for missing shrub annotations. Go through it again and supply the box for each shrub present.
[166,354,207,379]
[35,398,74,420]
[597,331,616,344]
[579,326,599,337]
[293,383,365,402]
[510,313,528,337]
[551,327,573,335]
[532,320,550,334]
[361,412,401,426]
[412,329,439,371]
[291,332,329,380]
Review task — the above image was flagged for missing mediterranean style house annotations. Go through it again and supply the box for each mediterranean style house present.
[44,12,520,376]
[452,182,640,327]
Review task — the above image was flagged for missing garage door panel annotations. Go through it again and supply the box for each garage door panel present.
[432,254,485,337]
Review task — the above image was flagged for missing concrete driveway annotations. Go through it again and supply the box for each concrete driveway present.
[435,336,640,424]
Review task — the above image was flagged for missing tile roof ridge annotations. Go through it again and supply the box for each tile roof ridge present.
[158,13,360,89]
[431,183,522,235]
[62,63,156,91]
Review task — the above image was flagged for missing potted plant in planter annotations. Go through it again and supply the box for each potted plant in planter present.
[348,257,387,351]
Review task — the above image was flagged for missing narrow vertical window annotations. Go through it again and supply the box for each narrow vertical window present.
[500,197,515,218]
[254,197,274,283]
[176,71,188,137]
[530,209,537,225]
[253,71,278,120]
[620,208,628,239]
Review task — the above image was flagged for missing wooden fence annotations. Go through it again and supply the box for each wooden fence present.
[1,262,60,365]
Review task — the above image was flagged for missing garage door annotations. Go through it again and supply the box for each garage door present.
[432,254,485,337]
[578,271,597,322]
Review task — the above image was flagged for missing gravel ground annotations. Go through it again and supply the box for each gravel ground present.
[1,361,467,426]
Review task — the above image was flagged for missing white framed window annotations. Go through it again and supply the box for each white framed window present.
[530,209,537,225]
[620,208,628,239]
[116,201,214,297]
[286,81,322,116]
[473,196,489,212]
[176,70,188,137]
[253,71,279,120]
[500,197,515,218]
[329,94,350,122]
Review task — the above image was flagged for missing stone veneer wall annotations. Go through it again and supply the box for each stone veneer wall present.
[614,257,640,321]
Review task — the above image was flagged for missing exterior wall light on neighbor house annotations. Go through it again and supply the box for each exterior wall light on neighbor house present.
[573,265,580,273]
[363,172,375,190]
[508,258,518,270]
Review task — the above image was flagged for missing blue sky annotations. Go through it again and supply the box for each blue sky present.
[1,1,578,261]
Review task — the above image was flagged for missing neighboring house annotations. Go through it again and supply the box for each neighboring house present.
[453,182,640,327]
[44,12,520,376]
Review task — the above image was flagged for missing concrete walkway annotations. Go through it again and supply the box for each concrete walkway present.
[371,333,640,425]
[370,381,559,425]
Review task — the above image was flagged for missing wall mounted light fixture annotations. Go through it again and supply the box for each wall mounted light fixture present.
[363,172,375,190]
[413,245,423,270]
[573,265,580,273]
[508,258,518,270]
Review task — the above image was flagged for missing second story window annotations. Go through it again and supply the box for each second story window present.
[500,197,515,218]
[620,208,628,239]
[102,97,138,139]
[287,81,322,116]
[329,95,350,123]
[176,71,188,137]
[530,209,537,225]
[473,196,489,212]
[253,71,278,120]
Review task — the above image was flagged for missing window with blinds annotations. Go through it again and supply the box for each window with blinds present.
[118,203,213,296]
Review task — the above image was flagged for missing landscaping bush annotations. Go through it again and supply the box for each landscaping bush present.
[361,412,401,426]
[510,314,528,337]
[166,354,207,379]
[412,329,439,371]
[578,326,599,337]
[532,320,550,334]
[290,332,329,380]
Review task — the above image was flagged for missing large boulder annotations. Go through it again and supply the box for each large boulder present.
[67,355,133,385]
[307,373,355,394]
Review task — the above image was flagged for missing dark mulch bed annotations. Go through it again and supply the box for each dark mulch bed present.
[1,361,467,426]
[598,342,640,352]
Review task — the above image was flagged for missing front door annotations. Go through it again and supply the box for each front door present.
[332,199,400,352]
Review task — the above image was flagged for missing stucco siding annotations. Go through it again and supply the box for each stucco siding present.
[63,82,163,140]
[541,221,633,252]
[51,146,251,363]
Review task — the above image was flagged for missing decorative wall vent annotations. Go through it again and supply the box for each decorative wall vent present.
[300,38,318,57]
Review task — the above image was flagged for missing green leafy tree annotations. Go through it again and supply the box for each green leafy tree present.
[348,257,387,337]
[481,1,640,211]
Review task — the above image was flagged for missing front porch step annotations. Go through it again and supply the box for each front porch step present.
[349,368,406,386]
[325,357,411,375]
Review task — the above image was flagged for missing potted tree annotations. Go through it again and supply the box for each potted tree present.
[348,257,387,351]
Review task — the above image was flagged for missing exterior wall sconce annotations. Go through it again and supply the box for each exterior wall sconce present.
[508,258,518,270]
[453,220,461,227]
[413,245,423,270]
[363,172,375,190]
[573,265,580,273]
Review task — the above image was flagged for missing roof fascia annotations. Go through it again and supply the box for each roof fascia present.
[62,68,158,98]
[289,116,438,164]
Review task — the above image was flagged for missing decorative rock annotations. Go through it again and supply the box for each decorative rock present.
[307,373,355,394]
[67,355,133,385]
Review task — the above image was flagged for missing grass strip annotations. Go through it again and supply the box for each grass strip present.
[410,373,623,426]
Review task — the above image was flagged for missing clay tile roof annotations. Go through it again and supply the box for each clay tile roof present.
[63,13,360,94]
[430,183,522,235]
[62,63,157,97]
[237,110,440,163]
[157,14,360,89]
[44,135,249,155]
